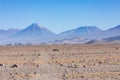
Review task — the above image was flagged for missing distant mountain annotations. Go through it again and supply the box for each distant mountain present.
[97,25,120,38]
[9,23,56,42]
[108,25,120,30]
[104,35,120,41]
[0,23,120,45]
[86,35,120,44]
[56,25,120,44]
[51,38,89,44]
[85,39,106,44]
[58,26,102,39]
[0,28,20,39]
[86,39,120,44]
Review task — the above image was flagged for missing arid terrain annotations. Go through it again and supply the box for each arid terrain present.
[0,44,120,80]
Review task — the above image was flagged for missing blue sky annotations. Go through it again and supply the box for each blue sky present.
[0,0,120,33]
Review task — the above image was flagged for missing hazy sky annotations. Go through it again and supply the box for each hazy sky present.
[0,0,120,33]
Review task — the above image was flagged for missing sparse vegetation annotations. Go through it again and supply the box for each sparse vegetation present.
[0,44,120,80]
[14,43,24,46]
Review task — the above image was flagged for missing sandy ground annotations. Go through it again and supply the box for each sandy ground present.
[0,44,120,80]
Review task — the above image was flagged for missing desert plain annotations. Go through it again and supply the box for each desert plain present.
[0,44,120,80]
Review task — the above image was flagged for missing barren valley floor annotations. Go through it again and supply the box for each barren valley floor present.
[0,44,120,80]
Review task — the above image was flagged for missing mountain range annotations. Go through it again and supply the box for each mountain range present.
[58,26,102,39]
[0,23,120,45]
[0,28,20,39]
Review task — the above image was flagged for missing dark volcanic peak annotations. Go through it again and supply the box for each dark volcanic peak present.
[85,39,107,44]
[86,39,99,44]
[27,23,45,29]
[10,23,56,41]
[104,35,120,41]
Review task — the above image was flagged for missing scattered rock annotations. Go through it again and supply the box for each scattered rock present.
[81,76,84,78]
[115,48,118,50]
[34,72,36,74]
[0,64,4,66]
[11,64,18,68]
[38,54,41,56]
[53,49,59,52]
[83,65,86,68]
